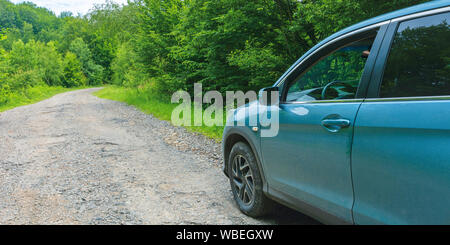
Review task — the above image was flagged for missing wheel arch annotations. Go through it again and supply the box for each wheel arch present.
[222,129,268,192]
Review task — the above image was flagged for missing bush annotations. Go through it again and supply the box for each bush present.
[37,41,64,86]
[111,42,148,87]
[62,52,87,87]
[69,38,104,85]
[0,83,11,104]
[7,69,44,89]
[8,40,64,87]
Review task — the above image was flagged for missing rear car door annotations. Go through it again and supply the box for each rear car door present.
[352,10,450,224]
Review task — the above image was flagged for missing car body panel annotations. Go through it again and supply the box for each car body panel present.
[222,102,269,190]
[260,102,361,223]
[352,99,450,224]
[351,8,450,224]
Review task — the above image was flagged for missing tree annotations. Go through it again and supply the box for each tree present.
[62,51,86,87]
[69,37,104,85]
[111,42,147,87]
[8,39,63,87]
[0,0,432,100]
[37,41,63,86]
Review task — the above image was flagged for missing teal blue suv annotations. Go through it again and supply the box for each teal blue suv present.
[222,1,450,225]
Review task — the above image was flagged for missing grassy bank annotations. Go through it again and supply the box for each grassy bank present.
[0,85,85,113]
[94,86,224,140]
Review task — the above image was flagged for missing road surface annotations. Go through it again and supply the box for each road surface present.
[0,88,319,224]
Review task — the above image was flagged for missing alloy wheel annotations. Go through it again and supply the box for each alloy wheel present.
[231,154,255,205]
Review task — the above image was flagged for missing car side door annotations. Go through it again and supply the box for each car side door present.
[260,24,388,224]
[352,10,450,224]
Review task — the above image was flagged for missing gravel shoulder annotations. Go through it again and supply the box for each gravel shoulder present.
[0,88,319,224]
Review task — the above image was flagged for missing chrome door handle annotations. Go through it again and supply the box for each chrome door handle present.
[321,118,351,132]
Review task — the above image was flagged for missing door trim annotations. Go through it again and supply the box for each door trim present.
[282,98,364,105]
[392,6,450,22]
[365,96,450,102]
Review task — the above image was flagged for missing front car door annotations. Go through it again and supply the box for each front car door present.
[260,24,388,224]
[352,8,450,224]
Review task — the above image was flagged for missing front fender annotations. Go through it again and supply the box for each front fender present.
[222,126,268,193]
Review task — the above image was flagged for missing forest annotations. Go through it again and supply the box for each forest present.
[0,0,427,113]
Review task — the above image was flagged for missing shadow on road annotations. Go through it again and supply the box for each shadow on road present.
[260,203,323,225]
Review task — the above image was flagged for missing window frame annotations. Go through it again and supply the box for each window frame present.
[366,7,450,101]
[278,22,389,104]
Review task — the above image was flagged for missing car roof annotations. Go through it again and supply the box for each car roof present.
[275,0,450,86]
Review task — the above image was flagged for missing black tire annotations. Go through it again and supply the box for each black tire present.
[227,142,273,217]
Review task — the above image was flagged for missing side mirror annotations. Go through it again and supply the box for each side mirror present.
[258,87,279,106]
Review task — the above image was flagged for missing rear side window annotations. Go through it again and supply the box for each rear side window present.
[380,12,450,98]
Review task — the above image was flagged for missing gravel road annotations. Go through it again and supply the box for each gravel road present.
[0,88,319,225]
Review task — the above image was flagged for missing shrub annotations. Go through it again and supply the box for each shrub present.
[62,52,86,87]
[69,38,104,85]
[111,42,148,88]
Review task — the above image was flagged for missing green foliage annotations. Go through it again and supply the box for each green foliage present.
[0,0,427,98]
[37,41,64,86]
[90,34,115,81]
[69,38,104,85]
[0,0,431,131]
[291,0,428,43]
[111,42,148,87]
[0,85,80,112]
[7,40,63,87]
[123,0,428,98]
[0,0,432,140]
[0,0,88,108]
[57,17,90,52]
[227,41,287,89]
[62,52,86,87]
[0,0,61,47]
[94,86,224,140]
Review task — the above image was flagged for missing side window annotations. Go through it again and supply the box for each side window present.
[285,36,376,102]
[380,12,450,98]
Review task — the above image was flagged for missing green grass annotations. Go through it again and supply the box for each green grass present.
[94,86,224,140]
[0,85,86,113]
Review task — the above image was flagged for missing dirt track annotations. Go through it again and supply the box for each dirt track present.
[0,88,319,224]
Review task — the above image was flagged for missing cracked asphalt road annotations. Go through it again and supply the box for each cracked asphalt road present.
[0,88,319,225]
